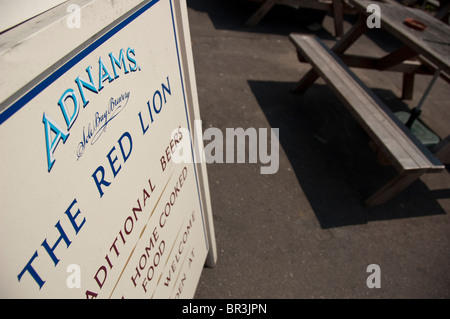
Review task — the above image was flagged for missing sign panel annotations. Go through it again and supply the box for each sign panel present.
[0,0,216,298]
[0,0,67,33]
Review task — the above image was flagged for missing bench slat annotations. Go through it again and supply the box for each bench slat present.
[289,34,444,173]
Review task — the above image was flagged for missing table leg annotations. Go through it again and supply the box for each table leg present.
[376,46,417,70]
[292,69,320,93]
[365,170,425,206]
[246,0,277,27]
[405,68,441,127]
[332,14,368,54]
[435,2,450,21]
[376,46,418,99]
[432,135,450,164]
[402,73,415,100]
[332,0,344,38]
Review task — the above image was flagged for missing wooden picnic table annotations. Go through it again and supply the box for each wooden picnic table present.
[352,0,450,73]
[289,0,448,205]
[294,0,450,99]
[346,0,450,98]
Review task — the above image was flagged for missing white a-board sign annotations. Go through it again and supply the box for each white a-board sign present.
[0,0,217,298]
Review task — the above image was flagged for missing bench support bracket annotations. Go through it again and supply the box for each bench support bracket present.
[365,171,425,206]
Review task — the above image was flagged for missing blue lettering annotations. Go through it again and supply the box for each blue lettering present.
[17,251,45,289]
[41,221,72,266]
[118,131,133,162]
[58,88,79,129]
[139,76,172,136]
[107,146,122,178]
[127,47,138,71]
[98,57,114,91]
[147,100,155,123]
[138,111,149,134]
[92,166,111,198]
[161,76,171,102]
[17,199,86,289]
[44,47,138,172]
[65,198,86,234]
[109,49,129,79]
[43,113,69,172]
[153,91,163,114]
[92,132,133,198]
[75,66,98,107]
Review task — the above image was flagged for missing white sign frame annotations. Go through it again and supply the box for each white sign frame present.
[0,0,216,299]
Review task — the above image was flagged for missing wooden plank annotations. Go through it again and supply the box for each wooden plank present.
[291,15,367,94]
[277,0,331,11]
[290,34,444,205]
[331,14,368,54]
[340,54,378,69]
[289,34,444,173]
[349,0,450,75]
[245,0,277,27]
[332,0,344,37]
[319,38,442,170]
[376,46,418,71]
[418,56,450,84]
[340,55,431,74]
[402,73,415,100]
[318,60,424,171]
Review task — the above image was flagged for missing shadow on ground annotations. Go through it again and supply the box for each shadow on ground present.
[188,0,335,36]
[187,0,402,51]
[248,79,448,228]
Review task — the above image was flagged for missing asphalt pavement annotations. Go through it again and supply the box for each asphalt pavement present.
[186,0,450,299]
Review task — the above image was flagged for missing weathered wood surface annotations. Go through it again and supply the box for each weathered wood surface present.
[350,0,450,75]
[289,34,444,204]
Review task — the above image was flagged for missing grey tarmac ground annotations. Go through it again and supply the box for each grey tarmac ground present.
[185,0,450,299]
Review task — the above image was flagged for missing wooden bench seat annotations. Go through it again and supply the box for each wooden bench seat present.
[289,34,444,205]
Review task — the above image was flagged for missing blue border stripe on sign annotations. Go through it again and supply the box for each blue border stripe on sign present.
[0,0,160,125]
